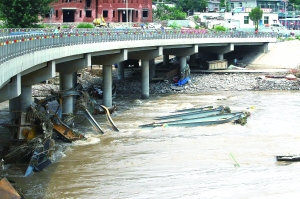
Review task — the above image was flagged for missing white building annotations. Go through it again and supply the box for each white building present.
[198,8,280,30]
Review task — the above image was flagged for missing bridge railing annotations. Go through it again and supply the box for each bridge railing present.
[0,29,276,65]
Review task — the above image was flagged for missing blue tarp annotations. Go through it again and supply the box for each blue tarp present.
[177,76,191,86]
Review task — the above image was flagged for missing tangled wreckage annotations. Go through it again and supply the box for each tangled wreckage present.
[0,85,118,177]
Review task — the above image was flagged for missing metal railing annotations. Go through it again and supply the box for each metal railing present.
[0,28,276,65]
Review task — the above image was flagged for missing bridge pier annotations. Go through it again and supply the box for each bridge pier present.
[163,55,169,66]
[117,61,125,81]
[164,45,198,78]
[149,59,155,80]
[218,54,224,60]
[92,49,127,107]
[128,47,163,99]
[103,65,112,107]
[56,57,89,116]
[141,60,150,99]
[9,97,19,121]
[179,56,187,75]
[59,73,74,115]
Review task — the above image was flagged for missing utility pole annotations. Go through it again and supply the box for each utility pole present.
[126,0,129,27]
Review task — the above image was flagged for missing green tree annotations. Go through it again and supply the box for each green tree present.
[249,7,263,31]
[0,0,54,28]
[219,0,226,9]
[225,0,231,12]
[153,3,186,20]
[288,0,300,12]
[176,0,208,13]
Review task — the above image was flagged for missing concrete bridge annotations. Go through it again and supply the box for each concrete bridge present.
[0,29,276,120]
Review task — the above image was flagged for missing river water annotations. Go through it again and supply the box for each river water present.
[2,91,300,199]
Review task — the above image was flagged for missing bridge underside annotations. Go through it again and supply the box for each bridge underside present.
[0,40,273,127]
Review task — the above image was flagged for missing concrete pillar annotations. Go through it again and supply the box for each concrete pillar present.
[117,61,125,80]
[72,72,77,87]
[103,65,112,107]
[163,55,169,66]
[179,56,187,79]
[19,86,32,112]
[218,53,224,60]
[149,59,155,80]
[59,73,73,115]
[9,97,19,121]
[141,60,149,99]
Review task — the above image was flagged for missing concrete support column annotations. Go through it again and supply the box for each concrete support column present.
[9,97,19,121]
[141,60,149,99]
[59,73,73,115]
[149,59,155,80]
[19,86,32,112]
[72,72,77,88]
[218,53,224,60]
[163,55,169,66]
[179,56,187,78]
[117,61,125,80]
[103,65,112,108]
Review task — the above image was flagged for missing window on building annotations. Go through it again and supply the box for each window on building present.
[131,0,133,3]
[113,10,115,18]
[56,10,58,17]
[264,16,269,24]
[142,9,148,18]
[86,0,91,7]
[103,10,108,17]
[244,16,249,24]
[86,10,92,17]
[239,2,242,7]
[80,0,82,2]
[136,10,138,18]
[231,3,234,9]
[80,10,82,18]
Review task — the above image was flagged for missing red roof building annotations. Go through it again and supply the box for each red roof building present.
[43,0,153,24]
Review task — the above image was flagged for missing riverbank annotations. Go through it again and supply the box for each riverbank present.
[32,40,300,97]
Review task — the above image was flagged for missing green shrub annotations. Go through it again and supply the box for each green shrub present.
[169,22,181,29]
[193,16,199,22]
[76,23,94,28]
[286,37,295,41]
[62,25,70,29]
[214,25,226,32]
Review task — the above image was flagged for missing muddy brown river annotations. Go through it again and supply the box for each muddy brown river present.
[1,91,300,199]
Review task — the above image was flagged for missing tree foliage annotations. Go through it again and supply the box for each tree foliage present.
[219,0,226,8]
[153,4,186,20]
[0,0,54,28]
[176,0,208,13]
[288,0,300,8]
[249,7,263,31]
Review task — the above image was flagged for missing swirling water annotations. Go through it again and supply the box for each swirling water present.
[2,91,300,199]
